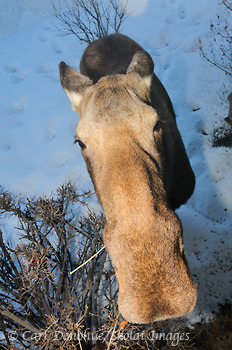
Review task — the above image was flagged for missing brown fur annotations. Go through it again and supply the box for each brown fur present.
[59,34,197,323]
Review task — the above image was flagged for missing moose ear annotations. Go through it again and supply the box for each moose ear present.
[59,61,92,112]
[127,50,154,90]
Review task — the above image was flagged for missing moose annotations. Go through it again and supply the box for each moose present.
[59,33,197,324]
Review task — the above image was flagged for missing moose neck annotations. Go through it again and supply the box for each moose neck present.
[96,138,169,230]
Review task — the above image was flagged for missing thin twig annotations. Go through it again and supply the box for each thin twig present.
[78,330,83,350]
[52,0,129,43]
[70,245,105,274]
[0,307,40,333]
[107,311,120,350]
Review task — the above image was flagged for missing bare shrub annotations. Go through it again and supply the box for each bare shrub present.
[0,183,117,349]
[1,183,231,349]
[199,0,232,79]
[0,183,198,350]
[199,1,232,141]
[52,0,129,43]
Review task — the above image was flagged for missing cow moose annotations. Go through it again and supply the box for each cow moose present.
[59,33,197,324]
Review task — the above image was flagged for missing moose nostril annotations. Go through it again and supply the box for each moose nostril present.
[153,121,161,133]
[75,139,86,150]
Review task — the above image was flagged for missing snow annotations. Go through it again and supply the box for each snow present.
[0,0,231,323]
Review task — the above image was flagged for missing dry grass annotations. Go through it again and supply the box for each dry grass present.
[187,303,232,350]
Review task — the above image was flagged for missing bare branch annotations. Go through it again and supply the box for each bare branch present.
[52,0,129,43]
[0,307,40,333]
[199,2,232,80]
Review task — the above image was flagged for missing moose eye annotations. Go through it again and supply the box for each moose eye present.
[75,138,86,150]
[153,121,161,133]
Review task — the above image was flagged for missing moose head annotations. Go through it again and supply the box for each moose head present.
[59,34,197,323]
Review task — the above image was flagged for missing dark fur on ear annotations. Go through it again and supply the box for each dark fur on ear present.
[127,50,154,77]
[59,62,92,112]
[79,33,143,83]
[59,61,92,93]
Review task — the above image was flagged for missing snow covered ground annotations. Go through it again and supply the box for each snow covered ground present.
[0,0,231,323]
